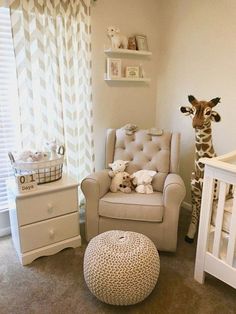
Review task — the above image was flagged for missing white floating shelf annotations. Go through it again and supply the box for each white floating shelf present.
[104,48,152,56]
[104,75,151,82]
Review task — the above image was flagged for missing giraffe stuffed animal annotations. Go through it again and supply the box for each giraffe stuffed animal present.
[180,95,222,243]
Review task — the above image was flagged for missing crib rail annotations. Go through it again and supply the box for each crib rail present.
[200,149,236,173]
[194,152,236,289]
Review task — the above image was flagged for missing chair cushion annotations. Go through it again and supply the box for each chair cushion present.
[99,191,164,222]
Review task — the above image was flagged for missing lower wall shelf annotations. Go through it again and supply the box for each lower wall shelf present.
[104,75,150,82]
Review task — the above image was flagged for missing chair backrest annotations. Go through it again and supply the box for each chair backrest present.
[105,128,180,192]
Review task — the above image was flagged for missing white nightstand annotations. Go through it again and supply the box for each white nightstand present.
[7,174,81,265]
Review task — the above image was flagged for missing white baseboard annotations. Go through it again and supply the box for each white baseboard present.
[182,201,192,211]
[0,210,11,237]
[0,226,11,237]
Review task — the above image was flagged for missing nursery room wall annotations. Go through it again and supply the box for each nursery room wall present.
[156,0,236,204]
[91,0,159,170]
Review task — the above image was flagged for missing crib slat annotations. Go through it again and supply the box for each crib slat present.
[194,175,215,284]
[226,189,236,266]
[212,182,227,257]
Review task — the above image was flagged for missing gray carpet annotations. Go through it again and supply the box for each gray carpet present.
[0,208,236,314]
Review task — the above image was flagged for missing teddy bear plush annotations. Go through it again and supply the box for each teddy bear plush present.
[131,170,156,194]
[119,172,133,193]
[108,160,129,192]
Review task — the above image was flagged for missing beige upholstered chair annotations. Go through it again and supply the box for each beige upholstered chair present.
[81,128,186,252]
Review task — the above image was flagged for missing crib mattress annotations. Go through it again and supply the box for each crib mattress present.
[211,198,234,234]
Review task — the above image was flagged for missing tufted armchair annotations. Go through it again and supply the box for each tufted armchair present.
[81,128,186,252]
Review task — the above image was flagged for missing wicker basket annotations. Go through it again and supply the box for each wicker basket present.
[8,146,65,184]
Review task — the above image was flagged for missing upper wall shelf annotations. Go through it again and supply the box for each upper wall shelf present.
[104,48,152,56]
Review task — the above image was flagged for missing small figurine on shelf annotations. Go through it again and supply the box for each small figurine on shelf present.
[139,64,145,78]
[128,36,137,50]
[107,26,128,49]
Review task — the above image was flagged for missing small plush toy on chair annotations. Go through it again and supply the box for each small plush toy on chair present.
[131,170,156,194]
[108,160,131,193]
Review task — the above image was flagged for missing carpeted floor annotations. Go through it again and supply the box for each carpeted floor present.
[0,208,236,314]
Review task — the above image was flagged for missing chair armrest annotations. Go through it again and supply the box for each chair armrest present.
[161,173,186,251]
[81,169,111,242]
[81,169,111,199]
[163,173,186,208]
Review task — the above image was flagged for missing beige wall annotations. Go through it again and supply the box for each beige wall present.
[156,0,236,203]
[91,0,159,170]
[91,0,236,203]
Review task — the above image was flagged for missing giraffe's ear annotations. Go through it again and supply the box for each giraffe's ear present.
[209,97,220,107]
[180,106,193,116]
[211,111,221,122]
[188,95,198,106]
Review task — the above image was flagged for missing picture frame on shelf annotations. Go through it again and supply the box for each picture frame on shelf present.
[107,58,122,79]
[128,36,137,50]
[125,66,139,79]
[135,35,148,51]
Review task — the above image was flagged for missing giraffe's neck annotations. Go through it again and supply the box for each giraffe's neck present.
[194,120,216,177]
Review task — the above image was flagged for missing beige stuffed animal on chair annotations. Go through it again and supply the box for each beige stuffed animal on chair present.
[108,160,130,192]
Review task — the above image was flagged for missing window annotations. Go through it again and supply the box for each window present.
[0,7,20,211]
[0,1,94,215]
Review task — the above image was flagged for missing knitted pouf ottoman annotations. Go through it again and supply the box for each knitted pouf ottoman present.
[83,230,160,306]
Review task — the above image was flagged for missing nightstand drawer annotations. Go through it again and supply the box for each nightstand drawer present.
[17,187,78,226]
[20,212,79,253]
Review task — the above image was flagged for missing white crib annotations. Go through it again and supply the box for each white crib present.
[194,150,236,289]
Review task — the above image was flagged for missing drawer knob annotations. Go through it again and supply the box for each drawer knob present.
[47,203,54,213]
[49,229,55,239]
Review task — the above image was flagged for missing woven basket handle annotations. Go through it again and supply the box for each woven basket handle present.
[8,152,15,164]
[58,145,65,156]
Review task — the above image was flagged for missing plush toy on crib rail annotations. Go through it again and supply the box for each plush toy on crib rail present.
[108,160,131,193]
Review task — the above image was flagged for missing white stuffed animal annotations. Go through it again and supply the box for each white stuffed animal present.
[131,170,156,194]
[108,160,130,192]
[30,151,49,162]
[16,150,33,162]
[45,139,58,160]
[107,26,128,49]
[16,150,48,162]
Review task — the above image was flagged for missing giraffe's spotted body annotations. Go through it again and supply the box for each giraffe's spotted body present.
[180,95,221,242]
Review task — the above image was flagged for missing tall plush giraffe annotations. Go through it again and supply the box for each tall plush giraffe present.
[180,95,221,243]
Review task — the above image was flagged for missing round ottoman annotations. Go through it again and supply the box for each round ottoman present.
[83,230,160,305]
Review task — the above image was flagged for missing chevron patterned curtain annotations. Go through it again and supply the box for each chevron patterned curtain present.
[9,0,94,182]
